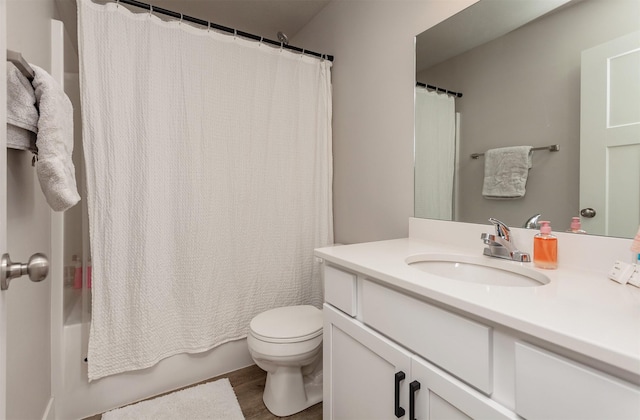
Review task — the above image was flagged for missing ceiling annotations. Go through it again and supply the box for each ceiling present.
[415,0,573,73]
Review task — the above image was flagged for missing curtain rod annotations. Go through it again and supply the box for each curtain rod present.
[416,82,462,98]
[112,0,334,62]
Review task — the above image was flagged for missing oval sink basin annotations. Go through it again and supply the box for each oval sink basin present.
[406,254,550,287]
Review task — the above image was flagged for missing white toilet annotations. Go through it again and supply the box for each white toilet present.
[247,305,323,417]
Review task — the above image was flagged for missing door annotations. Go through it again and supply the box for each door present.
[324,304,412,419]
[580,31,640,237]
[3,1,57,418]
[1,0,8,416]
[410,356,518,420]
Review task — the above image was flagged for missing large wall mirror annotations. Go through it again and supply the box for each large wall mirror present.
[414,0,640,238]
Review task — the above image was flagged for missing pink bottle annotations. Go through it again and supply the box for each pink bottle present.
[87,257,92,289]
[566,217,586,234]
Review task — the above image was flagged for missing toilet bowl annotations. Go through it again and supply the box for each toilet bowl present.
[247,305,323,417]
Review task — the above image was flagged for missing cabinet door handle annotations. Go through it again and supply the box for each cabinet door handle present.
[410,380,421,420]
[394,371,406,418]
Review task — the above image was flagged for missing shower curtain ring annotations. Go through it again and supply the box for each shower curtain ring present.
[179,13,183,24]
[233,29,237,39]
[207,22,211,33]
[259,36,263,46]
[148,4,153,17]
[115,0,120,8]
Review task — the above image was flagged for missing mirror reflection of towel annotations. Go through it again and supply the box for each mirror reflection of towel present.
[482,146,533,199]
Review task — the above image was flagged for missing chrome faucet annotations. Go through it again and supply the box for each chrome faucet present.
[481,218,531,262]
[523,213,542,229]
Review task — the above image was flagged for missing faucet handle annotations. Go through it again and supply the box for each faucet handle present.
[488,218,511,241]
[523,213,542,229]
[512,251,531,263]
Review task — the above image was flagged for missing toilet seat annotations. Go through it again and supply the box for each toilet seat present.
[250,305,322,344]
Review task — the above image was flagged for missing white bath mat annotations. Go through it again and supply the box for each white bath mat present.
[102,378,244,420]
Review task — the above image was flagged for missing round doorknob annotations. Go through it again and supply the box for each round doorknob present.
[580,208,597,218]
[1,253,49,290]
[25,253,49,282]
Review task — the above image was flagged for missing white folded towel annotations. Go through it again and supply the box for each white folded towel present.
[7,124,37,152]
[482,146,533,199]
[6,62,38,152]
[31,65,81,212]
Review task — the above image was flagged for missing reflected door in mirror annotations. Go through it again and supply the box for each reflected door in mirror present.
[580,31,640,237]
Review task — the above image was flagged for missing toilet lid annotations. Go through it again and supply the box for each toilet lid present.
[250,305,323,343]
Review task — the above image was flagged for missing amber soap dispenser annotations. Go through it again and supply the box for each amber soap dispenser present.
[534,221,558,269]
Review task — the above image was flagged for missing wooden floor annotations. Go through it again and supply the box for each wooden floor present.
[84,364,322,419]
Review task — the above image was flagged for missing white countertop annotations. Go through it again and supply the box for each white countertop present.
[315,236,640,379]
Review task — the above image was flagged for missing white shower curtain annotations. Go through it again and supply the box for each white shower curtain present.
[77,0,333,380]
[414,88,456,220]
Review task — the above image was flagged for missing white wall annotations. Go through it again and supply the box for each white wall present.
[293,0,477,245]
[6,0,57,418]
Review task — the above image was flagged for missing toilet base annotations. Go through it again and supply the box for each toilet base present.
[262,364,323,417]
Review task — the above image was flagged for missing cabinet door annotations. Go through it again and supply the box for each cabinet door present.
[515,342,640,419]
[411,356,518,420]
[324,304,412,420]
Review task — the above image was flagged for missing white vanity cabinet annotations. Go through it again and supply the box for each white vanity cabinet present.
[323,263,518,420]
[324,304,516,420]
[321,261,640,420]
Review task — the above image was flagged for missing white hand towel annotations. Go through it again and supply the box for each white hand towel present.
[6,62,38,152]
[7,124,37,152]
[31,65,81,211]
[482,146,533,199]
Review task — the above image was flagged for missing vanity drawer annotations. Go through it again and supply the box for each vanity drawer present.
[515,342,640,419]
[323,264,357,317]
[361,279,492,394]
